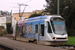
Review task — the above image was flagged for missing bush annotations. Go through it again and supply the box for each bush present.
[3,30,8,35]
[0,33,3,36]
[6,23,12,34]
[16,25,22,36]
[0,26,4,29]
[67,29,75,36]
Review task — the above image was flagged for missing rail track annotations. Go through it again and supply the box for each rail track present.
[27,40,75,50]
[6,36,75,50]
[48,44,75,50]
[24,40,75,50]
[0,45,13,50]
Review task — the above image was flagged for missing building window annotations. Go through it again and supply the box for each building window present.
[14,17,16,20]
[20,16,25,20]
[7,17,11,21]
[0,18,6,22]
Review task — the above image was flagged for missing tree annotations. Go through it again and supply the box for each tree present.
[29,13,42,18]
[1,11,7,15]
[45,0,75,30]
[45,0,57,14]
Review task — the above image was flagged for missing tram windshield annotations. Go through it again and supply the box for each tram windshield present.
[51,17,67,35]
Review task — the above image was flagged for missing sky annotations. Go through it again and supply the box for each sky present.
[0,0,46,13]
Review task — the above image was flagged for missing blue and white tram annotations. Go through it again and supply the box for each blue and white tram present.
[17,15,68,45]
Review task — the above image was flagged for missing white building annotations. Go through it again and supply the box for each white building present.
[0,16,6,28]
[0,15,11,29]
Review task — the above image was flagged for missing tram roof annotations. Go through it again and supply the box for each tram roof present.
[27,15,47,21]
[27,15,61,21]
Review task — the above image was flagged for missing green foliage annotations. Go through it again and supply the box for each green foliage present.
[66,37,75,45]
[29,13,41,18]
[16,25,22,37]
[1,11,7,15]
[45,0,57,14]
[45,0,75,30]
[67,29,75,36]
[3,30,8,35]
[0,26,4,29]
[0,30,8,36]
[16,25,21,34]
[0,26,4,35]
[6,23,11,25]
[6,23,12,34]
[0,33,3,36]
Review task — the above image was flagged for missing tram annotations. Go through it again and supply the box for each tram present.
[17,15,68,45]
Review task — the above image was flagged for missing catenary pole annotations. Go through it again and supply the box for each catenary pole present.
[57,0,60,15]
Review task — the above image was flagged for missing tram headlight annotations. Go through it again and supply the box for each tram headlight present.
[53,37,57,39]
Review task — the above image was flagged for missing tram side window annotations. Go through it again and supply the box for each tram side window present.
[35,25,38,33]
[47,22,52,33]
[41,24,44,36]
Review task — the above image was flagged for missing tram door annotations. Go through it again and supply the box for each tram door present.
[45,21,53,40]
[38,24,45,41]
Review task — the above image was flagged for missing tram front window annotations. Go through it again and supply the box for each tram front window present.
[51,18,67,35]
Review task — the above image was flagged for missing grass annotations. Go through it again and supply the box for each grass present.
[66,37,75,45]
